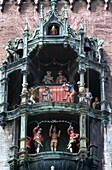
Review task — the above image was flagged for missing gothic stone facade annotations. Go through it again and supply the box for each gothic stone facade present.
[0,0,112,170]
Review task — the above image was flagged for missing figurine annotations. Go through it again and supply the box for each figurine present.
[42,86,53,102]
[14,38,23,57]
[28,86,40,104]
[97,39,104,63]
[50,25,58,35]
[56,70,67,84]
[5,39,16,63]
[49,125,61,152]
[63,82,76,103]
[85,88,93,107]
[33,126,44,153]
[92,97,100,109]
[26,136,32,154]
[67,126,79,153]
[77,81,86,103]
[50,166,55,170]
[42,71,54,84]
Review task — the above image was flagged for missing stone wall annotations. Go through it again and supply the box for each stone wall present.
[103,115,112,170]
[0,124,12,170]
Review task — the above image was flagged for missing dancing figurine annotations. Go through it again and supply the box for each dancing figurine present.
[49,125,61,152]
[63,82,76,103]
[67,126,79,153]
[85,88,93,107]
[77,81,86,103]
[42,86,53,102]
[26,136,32,154]
[56,70,67,84]
[92,97,100,109]
[33,126,44,153]
[28,86,40,104]
[42,71,54,84]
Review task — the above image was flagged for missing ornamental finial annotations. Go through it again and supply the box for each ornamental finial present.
[50,0,57,11]
[23,21,30,37]
[64,3,68,19]
[78,18,84,35]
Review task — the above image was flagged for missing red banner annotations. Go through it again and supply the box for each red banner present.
[39,86,69,102]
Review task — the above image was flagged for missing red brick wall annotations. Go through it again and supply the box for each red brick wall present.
[0,0,112,105]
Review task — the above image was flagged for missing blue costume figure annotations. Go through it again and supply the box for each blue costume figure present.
[42,86,53,102]
[42,71,54,84]
[85,88,93,107]
[63,82,76,103]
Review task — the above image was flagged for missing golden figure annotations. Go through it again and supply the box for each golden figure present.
[49,125,61,152]
[28,86,40,104]
[92,97,100,109]
[50,25,58,35]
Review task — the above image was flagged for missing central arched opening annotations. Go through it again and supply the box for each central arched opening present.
[28,44,78,86]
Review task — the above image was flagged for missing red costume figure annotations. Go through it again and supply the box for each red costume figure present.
[56,70,67,84]
[26,136,32,153]
[67,126,79,153]
[33,126,44,153]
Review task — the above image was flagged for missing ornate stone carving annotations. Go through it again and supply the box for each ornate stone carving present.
[0,0,5,12]
[33,0,39,11]
[104,0,109,10]
[15,0,23,12]
[69,0,75,10]
[86,0,91,10]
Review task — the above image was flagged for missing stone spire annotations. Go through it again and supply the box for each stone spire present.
[78,19,85,56]
[50,0,57,11]
[23,21,29,58]
[78,19,84,35]
[23,21,29,37]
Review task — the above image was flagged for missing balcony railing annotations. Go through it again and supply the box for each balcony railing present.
[39,85,70,103]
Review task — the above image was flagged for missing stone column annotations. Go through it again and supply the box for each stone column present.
[0,61,8,114]
[39,4,44,37]
[100,67,109,131]
[19,65,28,160]
[89,118,99,170]
[19,110,27,160]
[63,4,68,37]
[19,24,29,160]
[100,68,107,111]
[78,20,85,57]
[79,104,87,157]
[9,119,19,170]
[78,57,87,157]
[23,22,29,58]
[78,22,88,156]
